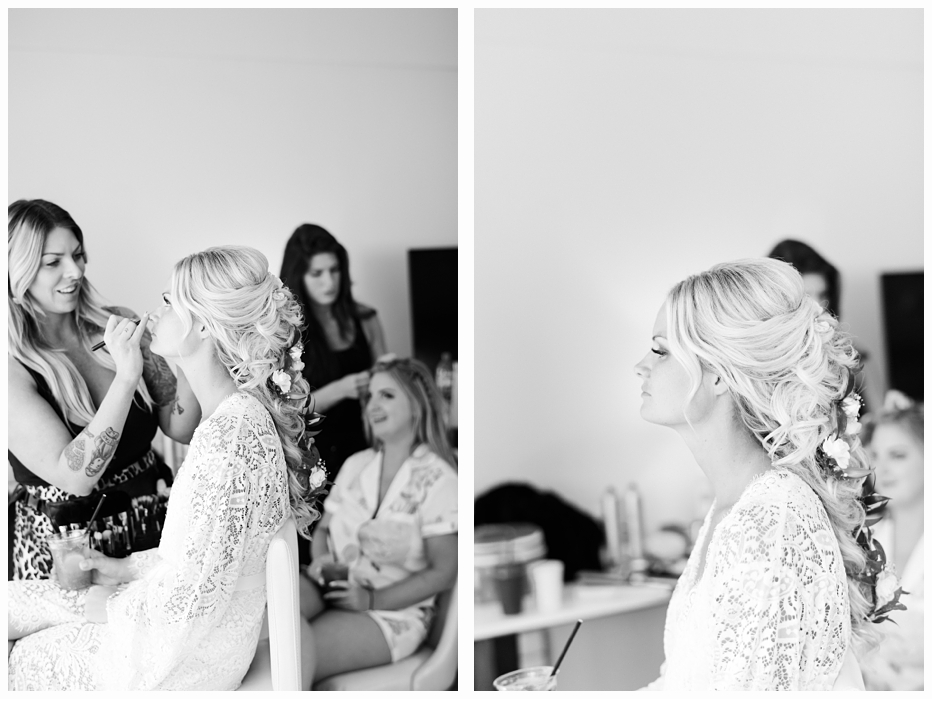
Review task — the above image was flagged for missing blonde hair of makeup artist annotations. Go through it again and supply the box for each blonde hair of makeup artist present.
[8,199,155,425]
[170,245,319,537]
[665,257,877,649]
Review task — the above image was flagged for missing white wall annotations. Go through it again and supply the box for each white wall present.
[9,9,457,357]
[475,9,922,534]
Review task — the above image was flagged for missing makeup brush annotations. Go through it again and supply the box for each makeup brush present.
[91,320,141,351]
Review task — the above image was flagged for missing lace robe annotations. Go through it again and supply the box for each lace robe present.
[8,392,289,690]
[644,470,851,690]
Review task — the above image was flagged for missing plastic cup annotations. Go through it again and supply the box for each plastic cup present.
[531,559,564,613]
[320,562,349,592]
[47,529,91,590]
[493,666,557,691]
[492,563,526,615]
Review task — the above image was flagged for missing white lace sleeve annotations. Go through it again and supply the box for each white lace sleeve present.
[709,498,803,690]
[100,405,273,689]
[707,476,849,691]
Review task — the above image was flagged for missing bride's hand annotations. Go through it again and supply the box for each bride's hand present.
[79,549,135,586]
[85,585,119,624]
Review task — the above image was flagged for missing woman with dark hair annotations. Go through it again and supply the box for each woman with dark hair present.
[298,356,457,687]
[279,225,388,487]
[768,238,841,317]
[7,199,201,581]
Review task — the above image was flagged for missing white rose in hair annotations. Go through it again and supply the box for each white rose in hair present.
[821,436,851,469]
[308,467,327,490]
[875,567,899,607]
[271,369,292,394]
[841,395,861,419]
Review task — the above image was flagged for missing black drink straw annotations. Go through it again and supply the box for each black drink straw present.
[550,619,583,677]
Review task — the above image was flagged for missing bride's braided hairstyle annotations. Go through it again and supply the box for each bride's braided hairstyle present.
[664,257,876,647]
[171,246,320,538]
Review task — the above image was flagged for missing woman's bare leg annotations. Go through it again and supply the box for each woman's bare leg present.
[300,618,316,690]
[307,609,392,686]
[299,574,326,620]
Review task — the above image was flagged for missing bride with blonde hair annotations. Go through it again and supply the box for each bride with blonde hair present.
[635,258,903,690]
[9,246,325,690]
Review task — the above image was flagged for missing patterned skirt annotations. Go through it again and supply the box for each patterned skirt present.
[10,450,162,581]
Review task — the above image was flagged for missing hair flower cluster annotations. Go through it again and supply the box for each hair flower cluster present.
[271,369,292,395]
[821,435,851,470]
[875,567,899,608]
[841,393,862,435]
[308,466,327,490]
[289,344,305,372]
[272,290,286,302]
[814,319,832,335]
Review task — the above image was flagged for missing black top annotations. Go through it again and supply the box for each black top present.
[8,365,159,487]
[302,312,373,479]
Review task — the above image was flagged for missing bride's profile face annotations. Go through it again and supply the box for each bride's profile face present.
[634,306,715,427]
[148,284,201,360]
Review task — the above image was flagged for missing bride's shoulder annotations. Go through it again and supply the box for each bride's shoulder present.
[728,469,831,541]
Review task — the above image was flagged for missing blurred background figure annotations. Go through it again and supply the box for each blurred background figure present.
[280,224,389,566]
[858,391,923,691]
[298,357,457,688]
[768,238,840,316]
[280,225,389,476]
[767,238,873,412]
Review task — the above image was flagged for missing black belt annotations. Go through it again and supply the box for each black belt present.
[13,449,163,518]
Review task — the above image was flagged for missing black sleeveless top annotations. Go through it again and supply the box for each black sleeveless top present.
[302,312,373,480]
[8,365,159,487]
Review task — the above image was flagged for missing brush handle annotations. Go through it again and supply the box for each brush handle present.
[91,320,141,351]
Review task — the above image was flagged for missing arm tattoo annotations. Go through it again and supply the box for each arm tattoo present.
[142,345,178,407]
[85,427,121,477]
[64,430,93,471]
[170,395,185,416]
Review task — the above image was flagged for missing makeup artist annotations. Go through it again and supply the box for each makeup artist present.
[7,199,201,580]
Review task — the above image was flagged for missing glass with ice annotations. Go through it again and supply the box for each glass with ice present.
[493,666,557,691]
[47,529,92,590]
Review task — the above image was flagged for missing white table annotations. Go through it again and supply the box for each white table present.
[474,581,672,690]
[474,581,671,640]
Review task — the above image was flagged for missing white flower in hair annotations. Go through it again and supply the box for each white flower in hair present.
[308,467,327,490]
[821,435,851,469]
[841,394,861,419]
[289,345,303,361]
[815,319,832,335]
[271,369,292,394]
[876,566,899,607]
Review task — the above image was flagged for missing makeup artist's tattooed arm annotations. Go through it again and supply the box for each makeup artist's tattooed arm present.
[62,427,121,477]
[86,428,121,477]
[141,344,178,408]
[64,430,93,471]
